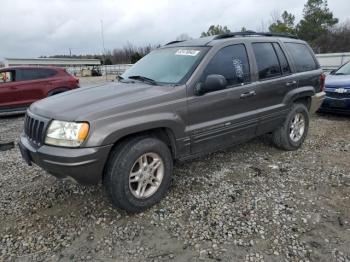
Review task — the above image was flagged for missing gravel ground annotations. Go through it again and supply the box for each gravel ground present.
[0,112,349,262]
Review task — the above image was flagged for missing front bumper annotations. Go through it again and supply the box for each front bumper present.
[19,133,112,184]
[310,91,326,114]
[319,95,350,114]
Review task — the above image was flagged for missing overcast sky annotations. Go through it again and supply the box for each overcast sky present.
[0,0,349,60]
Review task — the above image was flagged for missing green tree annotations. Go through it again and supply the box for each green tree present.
[297,0,338,51]
[201,25,231,37]
[103,57,112,65]
[131,52,143,63]
[269,11,296,34]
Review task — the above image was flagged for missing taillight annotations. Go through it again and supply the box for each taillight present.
[320,73,325,92]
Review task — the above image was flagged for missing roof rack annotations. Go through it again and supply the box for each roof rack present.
[213,31,298,40]
[165,40,185,45]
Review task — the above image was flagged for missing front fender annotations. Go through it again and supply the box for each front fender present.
[85,113,186,146]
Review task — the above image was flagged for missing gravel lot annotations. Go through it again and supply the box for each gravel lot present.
[0,100,349,261]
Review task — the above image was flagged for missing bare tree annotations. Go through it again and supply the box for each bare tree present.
[316,20,350,53]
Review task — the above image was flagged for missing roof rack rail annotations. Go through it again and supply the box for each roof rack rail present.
[165,40,185,45]
[213,31,298,40]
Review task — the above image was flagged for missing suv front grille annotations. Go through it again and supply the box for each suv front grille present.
[326,92,350,99]
[24,114,48,146]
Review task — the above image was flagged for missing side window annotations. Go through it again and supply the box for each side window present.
[0,71,15,83]
[16,69,46,81]
[40,69,57,78]
[203,44,250,86]
[284,43,318,72]
[273,43,291,74]
[252,43,281,80]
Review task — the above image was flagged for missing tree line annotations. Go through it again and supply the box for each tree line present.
[202,0,348,53]
[43,0,349,64]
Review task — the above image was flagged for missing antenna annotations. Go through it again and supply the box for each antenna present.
[100,19,107,80]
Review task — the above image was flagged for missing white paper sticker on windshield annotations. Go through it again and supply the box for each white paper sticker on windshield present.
[175,49,200,56]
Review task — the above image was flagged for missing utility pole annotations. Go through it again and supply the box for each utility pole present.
[69,48,72,57]
[100,19,107,80]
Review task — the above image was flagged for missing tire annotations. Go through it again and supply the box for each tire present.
[272,103,309,151]
[104,137,173,213]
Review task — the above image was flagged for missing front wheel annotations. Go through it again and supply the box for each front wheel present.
[272,103,310,151]
[104,137,173,213]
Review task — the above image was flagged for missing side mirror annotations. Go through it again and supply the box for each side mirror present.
[196,74,227,95]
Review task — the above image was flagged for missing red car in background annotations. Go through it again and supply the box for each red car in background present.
[0,66,79,114]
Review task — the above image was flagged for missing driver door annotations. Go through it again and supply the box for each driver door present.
[186,44,258,154]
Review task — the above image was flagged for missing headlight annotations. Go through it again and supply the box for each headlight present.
[45,120,89,147]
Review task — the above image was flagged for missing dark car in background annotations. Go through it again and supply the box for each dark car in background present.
[319,61,350,114]
[0,66,79,114]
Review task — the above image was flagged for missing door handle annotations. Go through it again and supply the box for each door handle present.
[240,91,256,99]
[286,80,297,87]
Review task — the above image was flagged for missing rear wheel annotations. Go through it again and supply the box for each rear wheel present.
[272,103,309,151]
[104,137,173,213]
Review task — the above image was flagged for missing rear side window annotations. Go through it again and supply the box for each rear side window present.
[284,43,318,72]
[273,43,291,74]
[203,44,250,86]
[252,43,281,80]
[16,68,57,81]
[40,69,57,78]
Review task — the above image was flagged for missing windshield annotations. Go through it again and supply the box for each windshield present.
[122,47,208,85]
[335,62,350,75]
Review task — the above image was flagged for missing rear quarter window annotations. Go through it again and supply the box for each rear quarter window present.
[16,68,57,81]
[284,43,318,72]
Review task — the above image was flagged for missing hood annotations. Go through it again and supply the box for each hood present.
[30,82,173,121]
[325,74,350,87]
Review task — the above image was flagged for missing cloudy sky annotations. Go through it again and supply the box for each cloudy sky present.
[0,0,349,60]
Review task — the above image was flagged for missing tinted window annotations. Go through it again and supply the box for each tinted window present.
[273,43,291,74]
[16,68,57,81]
[252,43,281,80]
[203,44,250,86]
[284,43,318,72]
[40,69,57,78]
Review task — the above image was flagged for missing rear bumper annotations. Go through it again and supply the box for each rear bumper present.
[19,133,112,184]
[310,91,326,114]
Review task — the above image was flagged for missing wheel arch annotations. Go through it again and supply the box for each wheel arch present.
[284,86,315,111]
[109,127,178,158]
[47,87,70,96]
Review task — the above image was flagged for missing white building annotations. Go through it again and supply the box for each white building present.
[315,52,350,71]
[4,57,101,68]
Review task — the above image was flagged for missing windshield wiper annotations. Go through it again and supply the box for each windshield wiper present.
[335,73,345,75]
[128,75,157,85]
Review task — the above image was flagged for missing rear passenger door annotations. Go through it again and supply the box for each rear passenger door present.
[250,42,295,135]
[283,42,320,92]
[15,68,53,105]
[187,44,259,154]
